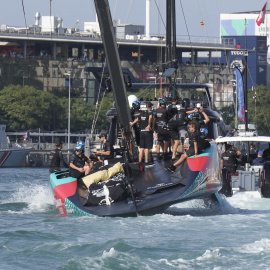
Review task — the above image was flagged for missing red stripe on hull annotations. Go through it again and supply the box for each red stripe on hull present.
[0,151,10,166]
[53,181,77,216]
[187,156,210,172]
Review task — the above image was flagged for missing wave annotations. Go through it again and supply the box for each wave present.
[0,181,55,215]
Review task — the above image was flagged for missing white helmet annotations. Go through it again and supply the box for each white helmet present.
[128,95,138,109]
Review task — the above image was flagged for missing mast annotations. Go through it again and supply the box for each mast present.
[165,0,177,95]
[94,0,131,128]
[166,0,176,66]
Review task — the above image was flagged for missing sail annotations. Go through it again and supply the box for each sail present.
[235,67,245,123]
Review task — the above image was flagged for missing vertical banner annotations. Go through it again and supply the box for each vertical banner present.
[235,67,245,123]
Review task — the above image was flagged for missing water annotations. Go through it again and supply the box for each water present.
[1,168,270,270]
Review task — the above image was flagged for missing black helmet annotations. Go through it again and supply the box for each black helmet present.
[132,100,141,109]
[55,141,63,147]
[182,98,190,108]
[158,97,166,105]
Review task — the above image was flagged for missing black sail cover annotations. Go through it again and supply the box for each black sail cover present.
[94,0,131,128]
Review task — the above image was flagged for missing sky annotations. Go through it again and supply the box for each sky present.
[0,0,266,39]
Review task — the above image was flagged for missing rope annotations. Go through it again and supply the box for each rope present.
[154,0,166,30]
[21,0,29,40]
[90,61,106,137]
[125,0,133,24]
[179,0,192,46]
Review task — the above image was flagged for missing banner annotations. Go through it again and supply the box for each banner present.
[235,68,245,123]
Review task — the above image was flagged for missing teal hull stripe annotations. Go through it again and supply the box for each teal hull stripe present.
[64,198,96,217]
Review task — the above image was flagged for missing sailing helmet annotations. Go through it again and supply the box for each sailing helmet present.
[159,97,166,105]
[55,141,64,147]
[77,140,85,147]
[132,100,141,109]
[187,112,200,121]
[75,141,85,151]
[200,128,208,138]
[128,95,138,108]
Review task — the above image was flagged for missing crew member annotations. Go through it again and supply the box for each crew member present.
[165,120,206,173]
[49,141,69,173]
[263,143,270,161]
[220,144,241,196]
[95,133,114,164]
[154,97,170,160]
[167,97,178,119]
[166,97,179,159]
[166,106,186,160]
[130,100,141,146]
[130,102,154,165]
[221,144,241,174]
[69,142,92,178]
[252,150,266,165]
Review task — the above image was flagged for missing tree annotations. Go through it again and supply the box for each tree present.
[248,85,270,136]
[0,85,58,130]
[218,104,235,127]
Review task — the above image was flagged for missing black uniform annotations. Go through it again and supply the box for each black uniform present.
[167,109,186,140]
[131,108,141,146]
[167,103,178,119]
[263,148,270,161]
[69,153,90,178]
[49,148,69,173]
[139,109,153,149]
[186,129,206,157]
[155,107,170,142]
[101,140,114,160]
[221,150,238,173]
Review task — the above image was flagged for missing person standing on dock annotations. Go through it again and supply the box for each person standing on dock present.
[49,141,69,173]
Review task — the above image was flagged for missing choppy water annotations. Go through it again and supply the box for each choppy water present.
[1,168,270,270]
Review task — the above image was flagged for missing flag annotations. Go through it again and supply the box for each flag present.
[235,68,245,123]
[256,1,267,26]
[22,131,29,139]
[200,21,204,25]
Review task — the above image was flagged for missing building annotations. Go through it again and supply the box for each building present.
[221,11,269,89]
[0,12,240,108]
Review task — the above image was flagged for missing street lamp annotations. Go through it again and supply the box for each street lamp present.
[149,76,157,98]
[64,72,71,159]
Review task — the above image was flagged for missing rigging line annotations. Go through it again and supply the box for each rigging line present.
[197,0,209,38]
[124,0,133,24]
[113,0,118,19]
[90,60,106,136]
[91,89,107,136]
[179,0,192,46]
[154,0,166,30]
[21,0,29,39]
[91,0,96,20]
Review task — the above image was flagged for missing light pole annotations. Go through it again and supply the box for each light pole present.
[149,76,157,98]
[64,72,71,159]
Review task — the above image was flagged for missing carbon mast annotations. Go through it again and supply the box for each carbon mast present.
[93,0,137,161]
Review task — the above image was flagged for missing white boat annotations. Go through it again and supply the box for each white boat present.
[0,124,31,167]
[216,132,270,198]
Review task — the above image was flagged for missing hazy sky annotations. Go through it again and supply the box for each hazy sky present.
[0,0,266,38]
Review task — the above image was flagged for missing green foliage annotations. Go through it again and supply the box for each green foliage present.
[248,85,270,135]
[0,85,57,130]
[218,104,235,127]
